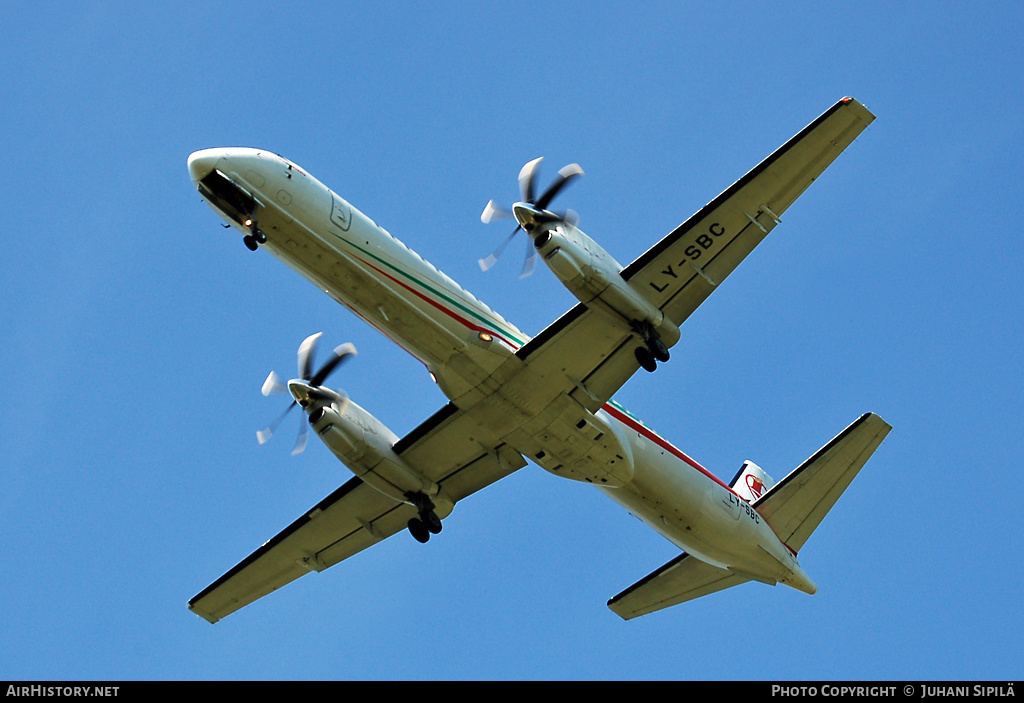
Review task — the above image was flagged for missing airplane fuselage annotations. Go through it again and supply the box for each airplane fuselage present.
[188,147,815,595]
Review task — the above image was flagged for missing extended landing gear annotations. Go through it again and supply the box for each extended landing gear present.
[242,221,267,251]
[406,493,443,543]
[634,346,658,373]
[632,320,670,372]
[407,512,442,543]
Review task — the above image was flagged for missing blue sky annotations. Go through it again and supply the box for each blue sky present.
[2,1,1022,681]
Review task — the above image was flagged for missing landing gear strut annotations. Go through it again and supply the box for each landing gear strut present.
[406,493,443,543]
[632,320,670,373]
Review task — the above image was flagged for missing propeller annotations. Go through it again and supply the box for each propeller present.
[257,332,357,455]
[479,157,583,277]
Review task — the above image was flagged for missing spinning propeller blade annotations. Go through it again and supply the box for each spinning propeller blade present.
[480,157,583,276]
[480,200,514,224]
[257,401,296,445]
[261,370,288,397]
[478,226,520,271]
[518,157,543,204]
[535,163,583,211]
[258,335,357,454]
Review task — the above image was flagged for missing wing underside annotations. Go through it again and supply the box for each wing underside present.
[623,97,876,322]
[607,552,750,620]
[188,476,406,623]
[516,98,876,415]
[189,406,526,623]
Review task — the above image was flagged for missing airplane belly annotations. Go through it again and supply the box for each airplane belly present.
[250,189,518,398]
[598,429,797,582]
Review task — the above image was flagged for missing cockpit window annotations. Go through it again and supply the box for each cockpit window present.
[198,169,257,223]
[277,155,307,177]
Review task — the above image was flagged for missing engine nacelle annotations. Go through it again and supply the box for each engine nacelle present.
[534,223,680,348]
[308,397,443,508]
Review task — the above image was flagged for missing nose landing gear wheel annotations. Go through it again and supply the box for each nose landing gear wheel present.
[243,221,267,251]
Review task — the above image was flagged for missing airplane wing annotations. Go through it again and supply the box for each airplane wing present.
[514,97,876,413]
[607,552,750,620]
[621,97,875,327]
[188,407,526,623]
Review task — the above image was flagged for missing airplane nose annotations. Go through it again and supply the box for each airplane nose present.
[187,149,224,182]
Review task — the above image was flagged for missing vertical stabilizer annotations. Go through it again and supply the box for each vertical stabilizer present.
[730,460,776,503]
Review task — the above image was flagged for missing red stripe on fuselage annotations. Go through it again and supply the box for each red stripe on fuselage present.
[350,251,521,351]
[602,404,797,555]
[601,403,738,496]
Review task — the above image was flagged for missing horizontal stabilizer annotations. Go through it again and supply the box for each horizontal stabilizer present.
[754,412,891,552]
[607,552,750,620]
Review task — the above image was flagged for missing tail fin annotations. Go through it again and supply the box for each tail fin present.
[754,412,891,552]
[730,460,776,502]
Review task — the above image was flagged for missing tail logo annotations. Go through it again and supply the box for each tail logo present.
[746,474,766,499]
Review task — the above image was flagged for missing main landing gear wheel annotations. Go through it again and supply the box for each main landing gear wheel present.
[632,320,669,371]
[407,510,442,543]
[406,492,443,542]
[424,510,443,534]
[408,517,431,543]
[650,337,670,363]
[635,346,657,373]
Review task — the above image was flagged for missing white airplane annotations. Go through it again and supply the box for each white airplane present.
[187,97,890,623]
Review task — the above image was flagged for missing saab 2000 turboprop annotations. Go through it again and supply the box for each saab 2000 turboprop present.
[187,97,890,623]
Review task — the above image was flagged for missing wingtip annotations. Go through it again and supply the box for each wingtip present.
[187,602,220,624]
[837,96,876,123]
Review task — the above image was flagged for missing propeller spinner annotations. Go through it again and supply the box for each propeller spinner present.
[479,157,583,277]
[257,333,357,455]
